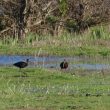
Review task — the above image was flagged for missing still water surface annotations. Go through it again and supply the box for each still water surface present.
[0,55,110,70]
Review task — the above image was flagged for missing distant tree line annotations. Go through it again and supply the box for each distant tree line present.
[0,0,110,39]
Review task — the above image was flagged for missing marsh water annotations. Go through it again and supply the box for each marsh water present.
[0,55,110,70]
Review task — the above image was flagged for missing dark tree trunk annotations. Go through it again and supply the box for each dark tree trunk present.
[17,0,26,39]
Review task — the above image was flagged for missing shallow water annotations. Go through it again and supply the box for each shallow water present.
[0,55,110,70]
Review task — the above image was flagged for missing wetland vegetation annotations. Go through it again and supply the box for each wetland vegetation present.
[0,25,110,56]
[1,0,110,109]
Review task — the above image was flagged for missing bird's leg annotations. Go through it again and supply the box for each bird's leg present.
[19,68,22,77]
[19,68,21,72]
[23,71,27,77]
[22,69,27,77]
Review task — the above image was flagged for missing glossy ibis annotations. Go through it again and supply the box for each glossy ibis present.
[13,59,29,76]
[60,59,68,69]
[13,59,29,69]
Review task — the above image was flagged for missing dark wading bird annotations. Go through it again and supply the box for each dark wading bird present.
[13,59,29,76]
[60,59,68,70]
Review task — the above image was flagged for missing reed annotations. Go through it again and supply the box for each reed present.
[0,25,110,56]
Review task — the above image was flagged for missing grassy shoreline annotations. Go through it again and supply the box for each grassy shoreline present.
[1,25,110,56]
[0,42,110,56]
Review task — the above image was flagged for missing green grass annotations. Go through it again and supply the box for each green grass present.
[0,43,110,57]
[0,25,110,56]
[0,67,110,110]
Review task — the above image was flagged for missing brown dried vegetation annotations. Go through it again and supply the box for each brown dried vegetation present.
[0,0,110,39]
